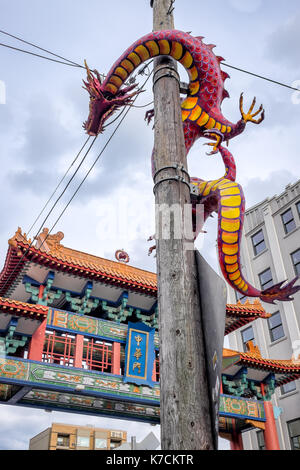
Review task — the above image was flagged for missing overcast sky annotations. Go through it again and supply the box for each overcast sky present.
[0,0,300,450]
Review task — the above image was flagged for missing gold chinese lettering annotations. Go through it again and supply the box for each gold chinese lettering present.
[135,334,142,346]
[133,362,141,373]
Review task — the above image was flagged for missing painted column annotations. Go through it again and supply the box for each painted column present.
[230,430,244,450]
[28,285,48,361]
[74,334,84,368]
[152,362,157,383]
[112,342,121,375]
[261,383,280,450]
[263,401,280,450]
[229,419,243,450]
[27,318,47,361]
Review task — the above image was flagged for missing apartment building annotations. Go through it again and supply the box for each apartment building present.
[226,179,300,450]
[29,423,127,450]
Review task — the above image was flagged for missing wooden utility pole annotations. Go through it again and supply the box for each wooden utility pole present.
[151,0,214,450]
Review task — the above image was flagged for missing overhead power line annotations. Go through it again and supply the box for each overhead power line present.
[0,29,299,92]
[40,71,154,246]
[0,28,84,68]
[221,62,300,92]
[26,135,92,237]
[0,71,153,293]
[0,135,97,294]
[0,41,83,68]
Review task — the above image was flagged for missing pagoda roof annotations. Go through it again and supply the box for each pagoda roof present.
[224,299,271,334]
[223,344,300,386]
[0,228,272,331]
[0,228,157,297]
[0,296,48,320]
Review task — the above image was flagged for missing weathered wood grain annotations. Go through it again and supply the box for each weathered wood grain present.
[152,0,214,450]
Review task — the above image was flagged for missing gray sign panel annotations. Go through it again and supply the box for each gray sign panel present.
[195,250,227,449]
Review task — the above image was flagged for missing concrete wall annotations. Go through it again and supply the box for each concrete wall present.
[29,428,51,450]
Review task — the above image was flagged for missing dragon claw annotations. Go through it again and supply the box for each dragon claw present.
[240,93,265,125]
[145,109,154,125]
[203,128,224,155]
[147,234,156,257]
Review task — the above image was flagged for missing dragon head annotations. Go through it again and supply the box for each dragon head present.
[82,61,139,135]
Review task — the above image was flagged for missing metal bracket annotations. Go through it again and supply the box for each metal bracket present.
[153,163,189,181]
[153,176,191,194]
[153,163,191,194]
[190,183,200,196]
[180,81,189,95]
[152,65,181,90]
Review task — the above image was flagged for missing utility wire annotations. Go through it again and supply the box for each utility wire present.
[28,71,154,256]
[0,28,83,68]
[131,100,154,108]
[0,29,298,92]
[221,62,300,92]
[0,42,83,68]
[30,135,98,236]
[26,135,91,237]
[1,72,153,293]
[0,135,98,294]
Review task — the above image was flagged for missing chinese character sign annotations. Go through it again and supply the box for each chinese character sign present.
[124,322,155,388]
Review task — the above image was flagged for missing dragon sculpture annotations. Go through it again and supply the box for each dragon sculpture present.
[83,30,300,304]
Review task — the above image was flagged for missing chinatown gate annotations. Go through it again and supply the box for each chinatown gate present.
[0,228,299,450]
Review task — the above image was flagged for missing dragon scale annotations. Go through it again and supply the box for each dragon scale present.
[99,30,244,143]
[83,30,299,304]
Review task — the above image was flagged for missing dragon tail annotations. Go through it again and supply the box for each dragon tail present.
[217,181,300,303]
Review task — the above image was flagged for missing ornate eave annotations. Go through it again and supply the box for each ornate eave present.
[223,345,300,387]
[0,229,273,332]
[0,228,157,297]
[225,299,271,335]
[0,297,48,320]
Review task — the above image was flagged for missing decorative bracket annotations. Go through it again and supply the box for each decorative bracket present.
[0,318,28,355]
[65,282,99,315]
[24,272,62,306]
[222,368,249,396]
[136,305,158,330]
[101,292,134,323]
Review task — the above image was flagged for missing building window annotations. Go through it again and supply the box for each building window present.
[296,201,300,219]
[77,435,90,447]
[259,268,273,291]
[281,381,297,395]
[268,311,285,342]
[251,230,266,256]
[57,434,70,448]
[241,326,255,352]
[95,438,107,449]
[291,249,300,276]
[110,439,122,449]
[281,208,296,234]
[235,290,247,304]
[257,430,265,450]
[287,418,300,450]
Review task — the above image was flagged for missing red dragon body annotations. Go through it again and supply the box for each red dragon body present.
[83,30,299,304]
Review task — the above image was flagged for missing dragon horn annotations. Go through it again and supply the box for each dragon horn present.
[84,60,94,80]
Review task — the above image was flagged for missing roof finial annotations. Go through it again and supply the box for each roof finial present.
[115,249,130,264]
